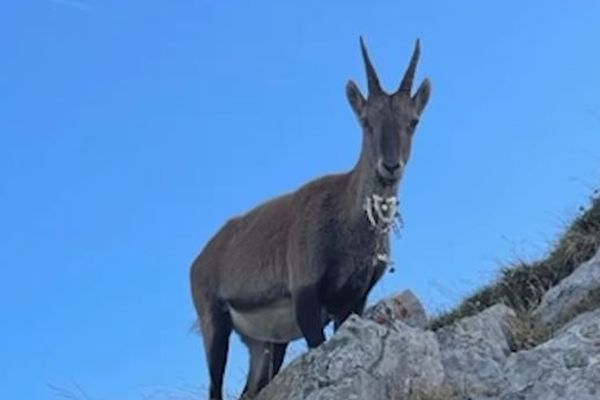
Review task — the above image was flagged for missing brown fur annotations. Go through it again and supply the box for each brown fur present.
[190,38,432,400]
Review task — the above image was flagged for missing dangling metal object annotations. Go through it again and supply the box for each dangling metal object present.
[364,194,404,273]
[375,253,394,266]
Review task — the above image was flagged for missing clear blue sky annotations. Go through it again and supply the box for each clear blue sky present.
[1,1,600,399]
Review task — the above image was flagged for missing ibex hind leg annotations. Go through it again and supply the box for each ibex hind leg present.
[198,299,232,400]
[239,336,288,399]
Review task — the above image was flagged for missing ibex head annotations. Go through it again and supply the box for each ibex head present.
[347,38,431,187]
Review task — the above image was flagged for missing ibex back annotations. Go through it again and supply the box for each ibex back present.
[190,37,431,400]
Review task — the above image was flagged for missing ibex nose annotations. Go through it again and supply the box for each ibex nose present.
[377,159,404,182]
[382,162,401,174]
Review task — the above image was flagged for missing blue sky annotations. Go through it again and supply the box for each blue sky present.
[1,1,600,399]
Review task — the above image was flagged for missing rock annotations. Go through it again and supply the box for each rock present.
[256,314,444,400]
[555,308,600,337]
[253,276,600,400]
[436,304,516,398]
[499,308,600,400]
[533,248,600,327]
[363,289,428,329]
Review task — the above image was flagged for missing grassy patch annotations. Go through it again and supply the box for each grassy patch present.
[507,287,600,351]
[507,312,552,352]
[430,191,600,331]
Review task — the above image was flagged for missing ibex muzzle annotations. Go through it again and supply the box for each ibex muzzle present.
[190,37,431,400]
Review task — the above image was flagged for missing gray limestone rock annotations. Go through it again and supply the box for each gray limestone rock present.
[499,308,600,400]
[363,289,428,329]
[533,248,600,327]
[256,314,444,400]
[436,304,516,398]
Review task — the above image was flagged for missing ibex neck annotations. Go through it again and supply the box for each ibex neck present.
[345,151,398,220]
[342,146,401,270]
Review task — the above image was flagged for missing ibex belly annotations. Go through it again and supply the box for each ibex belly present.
[228,298,327,343]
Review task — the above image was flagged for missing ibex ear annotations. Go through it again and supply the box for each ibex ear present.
[346,80,366,118]
[413,78,431,115]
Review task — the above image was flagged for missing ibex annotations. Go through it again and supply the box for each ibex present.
[190,38,431,400]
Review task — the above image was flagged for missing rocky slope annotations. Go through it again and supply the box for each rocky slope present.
[255,197,600,400]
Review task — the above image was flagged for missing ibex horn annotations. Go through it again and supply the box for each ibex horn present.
[360,36,383,96]
[397,39,421,95]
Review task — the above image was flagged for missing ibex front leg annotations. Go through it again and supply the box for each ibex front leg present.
[292,285,326,348]
[333,297,367,331]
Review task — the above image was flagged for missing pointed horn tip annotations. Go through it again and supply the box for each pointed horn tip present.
[359,36,368,54]
[413,39,421,57]
[396,39,422,95]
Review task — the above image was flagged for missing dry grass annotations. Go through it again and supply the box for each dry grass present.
[49,383,210,400]
[506,312,552,352]
[430,191,600,331]
[403,385,456,400]
[506,287,600,352]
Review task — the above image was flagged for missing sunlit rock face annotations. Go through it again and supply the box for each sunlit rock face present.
[252,248,600,400]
